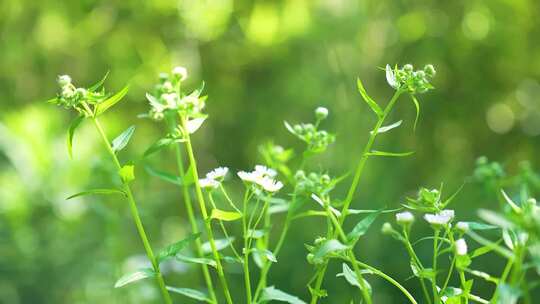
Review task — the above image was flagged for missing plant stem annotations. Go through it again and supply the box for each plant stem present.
[432,229,440,304]
[169,117,217,304]
[91,117,172,304]
[242,190,253,304]
[403,229,432,304]
[310,89,406,304]
[181,116,234,304]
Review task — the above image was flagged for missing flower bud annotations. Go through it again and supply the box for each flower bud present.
[396,211,414,225]
[57,75,72,87]
[456,221,469,233]
[315,107,329,120]
[455,238,467,256]
[61,86,76,99]
[424,64,436,77]
[172,66,188,81]
[403,64,413,73]
[381,222,394,235]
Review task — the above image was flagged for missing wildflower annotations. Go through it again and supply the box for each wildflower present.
[258,177,283,192]
[172,66,188,81]
[199,178,219,189]
[238,165,283,193]
[456,221,469,233]
[57,75,72,87]
[238,171,257,183]
[396,211,414,225]
[206,167,229,181]
[254,165,277,178]
[62,86,76,99]
[455,238,467,256]
[315,107,329,120]
[424,209,455,227]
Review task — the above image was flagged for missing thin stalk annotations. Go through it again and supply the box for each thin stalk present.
[90,116,172,304]
[242,190,253,304]
[490,258,514,303]
[181,116,234,304]
[403,229,432,304]
[432,229,440,304]
[168,117,217,303]
[310,89,406,304]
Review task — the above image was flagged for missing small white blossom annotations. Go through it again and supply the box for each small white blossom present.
[199,178,219,189]
[396,211,414,224]
[162,93,178,108]
[456,221,469,232]
[258,177,283,192]
[254,165,277,178]
[172,66,188,81]
[315,107,329,120]
[424,210,455,227]
[58,75,72,87]
[455,238,468,256]
[206,167,229,180]
[162,81,173,92]
[62,86,76,99]
[238,171,257,183]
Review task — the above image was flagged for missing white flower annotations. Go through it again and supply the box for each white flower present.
[258,177,283,192]
[315,107,329,120]
[424,209,455,227]
[162,93,178,108]
[396,211,414,224]
[455,238,467,256]
[172,66,188,81]
[456,221,469,232]
[238,171,257,183]
[58,75,72,87]
[206,167,229,180]
[254,165,277,178]
[61,86,76,99]
[199,178,219,189]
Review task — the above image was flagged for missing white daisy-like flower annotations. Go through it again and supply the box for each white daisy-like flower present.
[254,165,277,178]
[237,171,257,183]
[258,177,284,192]
[455,238,468,256]
[396,211,414,224]
[172,66,188,81]
[162,93,178,108]
[206,167,229,180]
[424,210,455,227]
[199,178,219,189]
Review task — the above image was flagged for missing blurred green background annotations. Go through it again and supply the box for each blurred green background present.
[1,0,540,303]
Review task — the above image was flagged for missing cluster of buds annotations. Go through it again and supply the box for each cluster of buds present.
[387,64,436,94]
[294,170,333,196]
[285,107,335,154]
[199,167,229,189]
[404,187,445,212]
[146,66,206,121]
[52,75,106,115]
[237,165,283,193]
[473,156,505,183]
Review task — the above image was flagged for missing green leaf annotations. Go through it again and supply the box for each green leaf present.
[67,115,84,159]
[144,137,183,157]
[313,239,348,261]
[88,71,110,92]
[202,237,235,254]
[386,64,399,89]
[176,254,217,268]
[144,165,183,185]
[247,229,266,239]
[96,84,129,116]
[210,209,242,221]
[111,125,136,152]
[66,188,126,200]
[284,121,297,136]
[157,233,201,264]
[462,221,498,231]
[366,150,414,157]
[251,248,277,263]
[261,286,307,304]
[471,242,500,258]
[456,254,472,270]
[347,210,382,242]
[119,165,135,183]
[477,209,514,229]
[372,120,402,134]
[114,268,155,288]
[411,95,421,131]
[410,261,436,280]
[337,263,372,294]
[166,286,212,303]
[357,78,383,117]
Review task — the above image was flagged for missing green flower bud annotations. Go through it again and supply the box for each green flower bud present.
[424,64,436,77]
[57,75,72,87]
[315,107,329,120]
[403,64,413,73]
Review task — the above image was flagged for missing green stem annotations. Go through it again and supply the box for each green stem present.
[490,258,514,303]
[310,89,405,303]
[242,190,253,304]
[403,229,433,304]
[432,229,440,304]
[91,117,172,304]
[181,116,234,304]
[169,117,217,304]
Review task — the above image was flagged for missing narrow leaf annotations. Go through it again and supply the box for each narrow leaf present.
[251,249,277,263]
[67,115,84,159]
[66,188,126,200]
[261,286,307,304]
[386,64,399,89]
[157,233,201,264]
[88,71,110,92]
[144,137,183,157]
[176,254,217,268]
[357,78,383,117]
[210,209,242,221]
[337,263,372,294]
[114,268,155,288]
[347,210,382,242]
[186,117,207,134]
[112,125,136,152]
[501,189,522,213]
[96,84,129,115]
[144,165,183,185]
[371,120,402,134]
[284,121,296,135]
[366,150,414,157]
[166,286,212,303]
[202,237,235,254]
[313,239,348,260]
[411,95,420,131]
